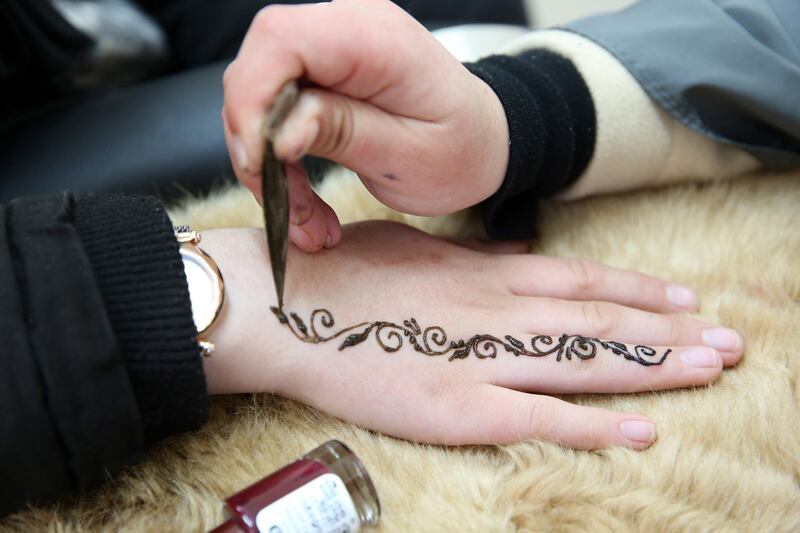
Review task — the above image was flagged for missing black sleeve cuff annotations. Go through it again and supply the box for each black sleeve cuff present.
[465,50,596,240]
[73,194,207,445]
[1,193,144,513]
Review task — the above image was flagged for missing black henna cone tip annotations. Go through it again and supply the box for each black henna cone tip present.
[270,306,289,324]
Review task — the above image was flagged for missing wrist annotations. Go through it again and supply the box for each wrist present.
[467,73,510,204]
[465,51,597,240]
[196,227,295,396]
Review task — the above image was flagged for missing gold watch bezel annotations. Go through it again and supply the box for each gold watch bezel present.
[175,228,225,354]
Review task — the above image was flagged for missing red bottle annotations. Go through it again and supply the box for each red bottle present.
[210,440,380,533]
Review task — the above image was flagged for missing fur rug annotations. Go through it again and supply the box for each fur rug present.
[3,168,800,532]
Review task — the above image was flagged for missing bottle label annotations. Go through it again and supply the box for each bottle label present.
[254,472,360,533]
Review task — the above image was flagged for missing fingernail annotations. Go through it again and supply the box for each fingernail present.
[702,328,742,352]
[666,284,698,310]
[680,347,718,368]
[275,93,320,160]
[324,234,333,248]
[296,91,321,118]
[620,420,656,444]
[280,117,319,161]
[276,123,305,159]
[232,135,249,172]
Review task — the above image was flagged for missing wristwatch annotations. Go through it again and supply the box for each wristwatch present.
[174,226,225,357]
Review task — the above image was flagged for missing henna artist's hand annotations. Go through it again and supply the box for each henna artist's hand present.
[222,0,508,251]
[200,222,743,450]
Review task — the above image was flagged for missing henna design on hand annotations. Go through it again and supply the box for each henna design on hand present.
[271,307,670,366]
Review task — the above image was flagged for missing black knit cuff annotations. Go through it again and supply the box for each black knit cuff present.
[466,50,596,240]
[72,194,207,444]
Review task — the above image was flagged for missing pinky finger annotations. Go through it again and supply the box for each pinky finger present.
[457,385,657,450]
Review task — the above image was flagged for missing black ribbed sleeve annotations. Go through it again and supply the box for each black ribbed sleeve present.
[72,193,207,444]
[0,192,208,516]
[466,50,596,240]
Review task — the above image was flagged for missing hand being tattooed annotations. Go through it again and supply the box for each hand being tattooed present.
[199,222,743,450]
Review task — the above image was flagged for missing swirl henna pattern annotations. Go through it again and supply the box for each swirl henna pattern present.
[270,307,671,366]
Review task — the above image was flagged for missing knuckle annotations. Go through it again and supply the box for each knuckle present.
[222,63,235,89]
[580,417,608,449]
[425,377,482,443]
[581,301,616,338]
[425,372,475,412]
[667,316,681,345]
[520,399,556,441]
[567,258,600,293]
[666,316,697,346]
[319,98,355,158]
[253,5,288,33]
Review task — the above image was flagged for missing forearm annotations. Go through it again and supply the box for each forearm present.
[469,0,800,236]
[566,0,800,169]
[469,30,761,217]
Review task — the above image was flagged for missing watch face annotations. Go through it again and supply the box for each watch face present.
[180,246,224,334]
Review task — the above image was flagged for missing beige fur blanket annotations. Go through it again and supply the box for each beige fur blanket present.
[3,168,800,532]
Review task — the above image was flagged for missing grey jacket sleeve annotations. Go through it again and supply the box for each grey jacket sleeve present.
[565,0,800,167]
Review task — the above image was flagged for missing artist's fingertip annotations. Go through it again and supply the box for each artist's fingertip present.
[273,131,298,162]
[315,195,342,248]
[324,228,343,249]
[277,123,319,163]
[231,134,250,174]
[286,165,317,226]
[329,225,342,248]
[289,224,327,253]
[274,92,321,161]
[323,213,342,248]
[299,119,320,160]
[289,224,314,252]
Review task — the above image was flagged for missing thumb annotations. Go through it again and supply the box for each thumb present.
[272,88,415,183]
[285,162,342,253]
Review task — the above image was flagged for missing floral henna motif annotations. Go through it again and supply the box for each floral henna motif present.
[270,307,670,366]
